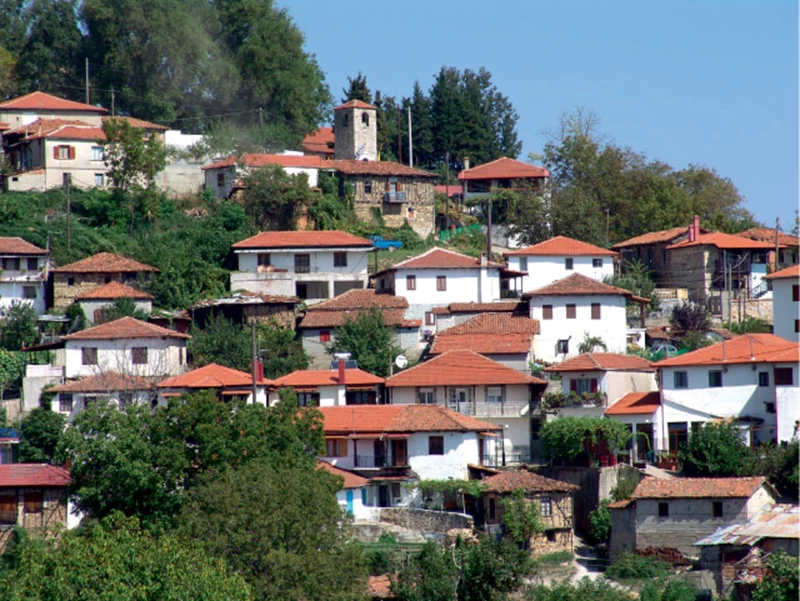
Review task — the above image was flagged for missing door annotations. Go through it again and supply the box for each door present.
[374,440,386,468]
[391,439,408,466]
[378,485,390,508]
[478,438,485,466]
[450,388,470,414]
[346,490,354,515]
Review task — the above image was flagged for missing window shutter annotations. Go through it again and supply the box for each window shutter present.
[590,379,598,393]
[68,146,76,159]
[385,180,390,192]
[53,146,59,159]
[396,180,403,192]
[569,380,577,393]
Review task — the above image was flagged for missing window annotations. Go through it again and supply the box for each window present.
[542,305,553,320]
[540,496,553,517]
[759,372,769,387]
[436,276,447,291]
[712,502,723,518]
[673,371,688,388]
[325,438,347,457]
[668,423,688,453]
[67,277,75,286]
[592,258,603,268]
[406,275,416,290]
[319,330,331,343]
[428,436,444,455]
[557,339,569,354]
[131,347,148,364]
[565,258,573,270]
[364,181,373,194]
[94,172,104,187]
[362,488,368,505]
[486,386,502,403]
[294,254,310,273]
[84,396,98,409]
[775,368,794,386]
[361,112,370,127]
[658,502,669,518]
[2,258,20,270]
[342,113,349,127]
[570,378,598,395]
[425,311,435,326]
[23,286,37,299]
[546,530,557,542]
[566,304,576,319]
[765,402,776,414]
[419,388,435,404]
[0,495,17,524]
[26,258,38,271]
[796,320,800,334]
[217,173,225,188]
[591,303,601,319]
[519,257,528,271]
[81,347,98,366]
[59,393,73,412]
[793,284,799,302]
[55,145,71,159]
[257,253,271,267]
[708,370,723,388]
[91,146,104,161]
[104,276,112,284]
[297,392,320,407]
[24,492,42,514]
[333,252,348,267]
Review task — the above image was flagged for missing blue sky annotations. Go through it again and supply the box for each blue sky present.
[281,0,798,230]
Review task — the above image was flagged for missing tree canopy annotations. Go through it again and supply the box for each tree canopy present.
[328,307,402,378]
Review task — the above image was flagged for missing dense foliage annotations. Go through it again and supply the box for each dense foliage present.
[241,164,318,230]
[752,551,798,601]
[328,307,402,378]
[501,489,544,549]
[541,417,631,463]
[0,303,38,350]
[604,552,670,582]
[17,407,65,463]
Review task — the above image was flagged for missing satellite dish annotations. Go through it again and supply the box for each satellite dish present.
[394,355,408,369]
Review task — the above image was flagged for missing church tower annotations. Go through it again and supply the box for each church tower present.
[333,100,378,161]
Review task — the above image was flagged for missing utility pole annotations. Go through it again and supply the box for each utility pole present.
[396,109,402,164]
[85,58,90,105]
[111,87,115,116]
[774,217,781,270]
[63,173,71,255]
[486,187,493,260]
[259,108,264,128]
[407,106,413,167]
[444,151,450,231]
[251,320,258,403]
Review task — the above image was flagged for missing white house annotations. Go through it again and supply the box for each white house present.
[374,248,503,322]
[547,353,657,418]
[75,281,153,324]
[0,237,48,315]
[316,460,372,520]
[504,236,617,294]
[385,350,545,465]
[201,152,330,200]
[655,334,800,449]
[432,300,525,335]
[157,362,270,406]
[766,264,799,342]
[270,362,384,407]
[605,391,662,463]
[49,372,154,422]
[230,230,374,302]
[524,273,648,363]
[316,404,501,507]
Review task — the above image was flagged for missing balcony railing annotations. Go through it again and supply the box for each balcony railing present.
[383,191,407,203]
[446,400,530,418]
[354,455,408,469]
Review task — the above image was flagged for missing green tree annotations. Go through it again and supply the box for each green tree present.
[0,44,19,99]
[189,314,252,372]
[0,349,25,402]
[752,551,798,601]
[0,512,251,601]
[505,188,550,246]
[578,333,608,354]
[588,500,611,545]
[101,118,168,193]
[240,164,317,231]
[179,460,366,601]
[606,259,659,312]
[501,488,544,550]
[342,71,372,104]
[18,406,65,463]
[678,421,751,476]
[0,302,38,350]
[328,307,401,378]
[63,303,87,332]
[94,297,150,324]
[404,81,434,167]
[258,320,309,379]
[670,301,710,333]
[541,417,631,463]
[393,542,457,601]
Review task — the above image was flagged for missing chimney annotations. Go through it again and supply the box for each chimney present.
[338,357,346,385]
[464,157,470,171]
[688,218,696,243]
[693,215,700,241]
[257,360,265,382]
[479,253,488,266]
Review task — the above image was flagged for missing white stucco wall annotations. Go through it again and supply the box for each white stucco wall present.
[775,363,799,442]
[62,338,187,378]
[507,255,614,293]
[80,299,152,324]
[57,389,152,422]
[204,163,320,200]
[529,295,627,362]
[387,267,501,318]
[0,280,46,315]
[771,278,798,342]
[335,487,371,520]
[559,370,656,405]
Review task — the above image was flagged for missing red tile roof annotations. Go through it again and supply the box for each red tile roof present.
[202,152,330,171]
[331,159,437,178]
[434,185,463,197]
[441,313,540,335]
[103,115,168,131]
[299,308,419,329]
[318,404,501,435]
[274,368,383,389]
[631,476,768,500]
[383,248,504,271]
[75,281,153,301]
[765,264,800,280]
[158,363,270,389]
[4,118,105,141]
[307,289,408,311]
[506,236,618,257]
[52,252,158,274]
[548,353,654,372]
[333,99,377,111]
[0,463,71,487]
[604,391,661,416]
[458,157,549,181]
[0,91,107,113]
[189,291,299,309]
[49,372,154,393]
[736,227,800,248]
[430,333,533,355]
[386,350,543,387]
[232,230,373,250]
[0,237,47,255]
[667,232,778,251]
[523,272,640,299]
[612,226,709,249]
[655,334,799,367]
[368,575,393,599]
[302,127,335,155]
[62,316,191,341]
[434,301,524,316]
[482,469,579,493]
[316,460,369,489]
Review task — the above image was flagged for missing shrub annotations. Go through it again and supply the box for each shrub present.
[605,553,669,582]
[588,500,611,546]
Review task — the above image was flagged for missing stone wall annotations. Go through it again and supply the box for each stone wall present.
[52,273,151,310]
[662,247,710,305]
[347,175,435,238]
[377,507,473,533]
[0,488,68,553]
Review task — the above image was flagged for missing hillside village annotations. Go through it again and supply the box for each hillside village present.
[0,6,797,601]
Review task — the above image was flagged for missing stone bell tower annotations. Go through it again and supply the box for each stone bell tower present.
[333,99,378,161]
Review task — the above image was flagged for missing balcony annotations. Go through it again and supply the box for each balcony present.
[354,455,408,469]
[383,191,407,203]
[446,400,530,418]
[542,391,607,410]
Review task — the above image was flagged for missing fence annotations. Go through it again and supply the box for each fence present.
[439,224,482,242]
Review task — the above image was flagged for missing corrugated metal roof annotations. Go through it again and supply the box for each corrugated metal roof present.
[695,504,800,547]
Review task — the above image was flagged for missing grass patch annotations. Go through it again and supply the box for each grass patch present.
[604,552,669,583]
[537,550,574,564]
